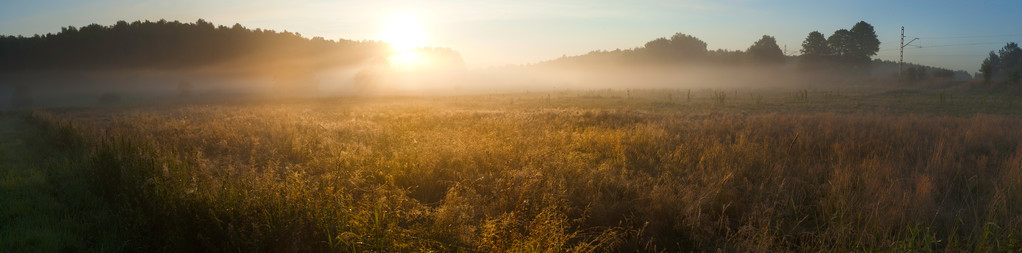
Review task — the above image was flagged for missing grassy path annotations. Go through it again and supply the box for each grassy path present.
[0,114,127,252]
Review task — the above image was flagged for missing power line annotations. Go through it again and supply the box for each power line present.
[897,54,991,56]
[918,33,1022,39]
[879,41,1005,52]
[907,41,1004,49]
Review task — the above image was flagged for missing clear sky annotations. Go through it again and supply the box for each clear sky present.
[2,0,1021,71]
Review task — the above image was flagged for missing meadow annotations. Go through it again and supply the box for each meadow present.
[21,86,1022,251]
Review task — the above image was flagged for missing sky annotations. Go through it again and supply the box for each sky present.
[2,0,1021,72]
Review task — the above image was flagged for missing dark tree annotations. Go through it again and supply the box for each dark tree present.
[848,21,881,63]
[932,68,955,79]
[641,33,707,62]
[800,31,831,61]
[706,49,745,65]
[904,65,927,82]
[998,42,1022,83]
[981,51,999,83]
[669,33,708,59]
[827,29,854,61]
[747,35,784,63]
[1011,64,1022,83]
[643,37,675,62]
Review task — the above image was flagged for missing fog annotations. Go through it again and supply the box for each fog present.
[4,20,974,110]
[3,51,896,111]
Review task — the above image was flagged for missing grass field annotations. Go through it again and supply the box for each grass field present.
[0,114,128,252]
[16,87,1022,251]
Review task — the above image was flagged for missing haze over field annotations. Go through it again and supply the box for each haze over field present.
[2,0,1021,106]
[4,1,1022,252]
[0,17,1003,108]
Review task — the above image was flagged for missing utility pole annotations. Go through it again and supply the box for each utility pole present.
[899,26,919,81]
[899,26,904,79]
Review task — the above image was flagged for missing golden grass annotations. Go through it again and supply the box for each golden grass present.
[30,97,1022,251]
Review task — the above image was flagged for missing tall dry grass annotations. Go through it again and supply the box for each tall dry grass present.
[31,99,1022,251]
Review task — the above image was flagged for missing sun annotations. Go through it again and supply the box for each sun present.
[381,13,427,67]
[382,14,425,52]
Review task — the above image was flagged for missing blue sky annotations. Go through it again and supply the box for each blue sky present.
[2,0,1021,71]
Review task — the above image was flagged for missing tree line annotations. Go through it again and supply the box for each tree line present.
[541,33,787,67]
[541,21,881,72]
[798,21,881,71]
[0,19,389,73]
[979,42,1022,83]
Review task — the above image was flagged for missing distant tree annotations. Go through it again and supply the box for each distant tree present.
[827,29,854,61]
[932,68,955,79]
[1015,57,1022,83]
[997,42,1021,83]
[669,33,708,59]
[981,51,999,83]
[808,21,880,71]
[747,35,784,63]
[848,21,881,63]
[954,70,973,80]
[641,37,674,52]
[800,31,831,63]
[195,19,214,30]
[641,33,707,62]
[705,49,745,64]
[643,37,674,60]
[904,65,927,82]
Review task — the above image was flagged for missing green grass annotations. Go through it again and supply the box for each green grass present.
[15,86,1022,251]
[0,113,129,252]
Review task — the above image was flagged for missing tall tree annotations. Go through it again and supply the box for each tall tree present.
[827,29,853,61]
[980,52,999,83]
[997,42,1022,83]
[747,35,784,63]
[1014,57,1022,83]
[848,21,881,63]
[800,31,831,66]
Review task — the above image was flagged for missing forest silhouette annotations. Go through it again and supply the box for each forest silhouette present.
[0,19,388,74]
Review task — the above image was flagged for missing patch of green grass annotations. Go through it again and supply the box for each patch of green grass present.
[0,114,130,252]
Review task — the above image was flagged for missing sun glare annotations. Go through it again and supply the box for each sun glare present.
[381,13,427,68]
